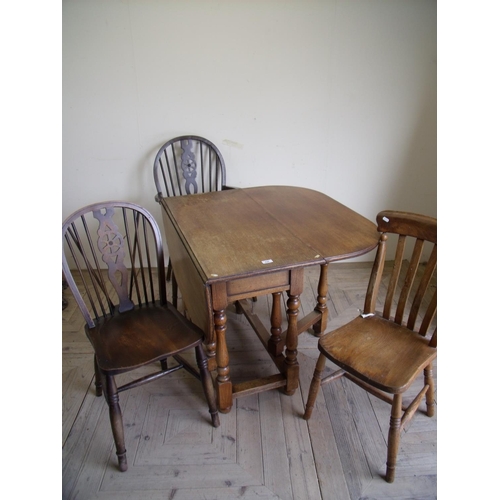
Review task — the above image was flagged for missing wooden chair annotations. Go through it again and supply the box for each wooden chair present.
[153,135,227,307]
[62,201,220,472]
[303,210,437,483]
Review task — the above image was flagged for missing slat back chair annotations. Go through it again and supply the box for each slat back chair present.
[153,135,227,305]
[304,210,437,483]
[62,201,219,472]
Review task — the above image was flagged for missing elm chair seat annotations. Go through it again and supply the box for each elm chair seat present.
[304,210,437,483]
[62,201,219,472]
[88,303,208,373]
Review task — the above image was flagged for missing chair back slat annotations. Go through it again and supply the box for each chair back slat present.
[65,227,111,321]
[158,157,172,197]
[153,135,226,200]
[364,233,387,314]
[92,206,134,313]
[383,234,405,319]
[125,211,146,307]
[63,202,166,328]
[407,245,437,330]
[138,215,156,305]
[69,219,115,315]
[171,144,182,196]
[200,142,206,192]
[394,237,424,324]
[364,211,437,342]
[419,288,437,337]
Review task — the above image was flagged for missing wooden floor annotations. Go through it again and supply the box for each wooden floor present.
[62,262,437,500]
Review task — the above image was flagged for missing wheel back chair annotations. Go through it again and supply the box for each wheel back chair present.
[62,201,219,472]
[153,135,228,308]
[303,210,437,483]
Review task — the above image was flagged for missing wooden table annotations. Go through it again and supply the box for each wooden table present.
[159,186,379,413]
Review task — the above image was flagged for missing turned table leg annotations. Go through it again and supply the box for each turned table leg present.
[214,307,232,413]
[284,269,303,395]
[268,292,283,357]
[283,291,300,395]
[313,263,329,336]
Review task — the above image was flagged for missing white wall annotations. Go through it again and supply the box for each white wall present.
[63,0,436,259]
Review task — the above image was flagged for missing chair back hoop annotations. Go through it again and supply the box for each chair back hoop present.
[364,210,437,341]
[153,135,226,200]
[62,201,166,328]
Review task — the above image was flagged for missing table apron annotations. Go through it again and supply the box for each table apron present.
[225,270,290,301]
[210,268,304,311]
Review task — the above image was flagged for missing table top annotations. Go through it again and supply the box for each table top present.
[161,186,379,284]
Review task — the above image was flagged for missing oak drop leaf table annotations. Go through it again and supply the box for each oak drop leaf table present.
[159,186,379,413]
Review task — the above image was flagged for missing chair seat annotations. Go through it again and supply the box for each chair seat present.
[86,302,204,374]
[318,315,437,394]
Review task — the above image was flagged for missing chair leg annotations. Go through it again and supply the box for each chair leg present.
[195,344,220,428]
[172,271,178,309]
[166,258,172,282]
[160,358,168,371]
[94,355,103,397]
[424,362,435,417]
[304,353,327,420]
[235,301,242,314]
[386,393,403,483]
[105,374,128,472]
